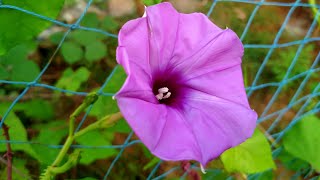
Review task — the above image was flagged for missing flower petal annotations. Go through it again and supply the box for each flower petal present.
[173,29,244,79]
[116,98,167,149]
[151,107,202,161]
[115,47,155,103]
[117,17,150,75]
[185,64,250,108]
[179,88,257,165]
[146,2,223,73]
[145,2,180,72]
[118,2,225,75]
[116,97,201,161]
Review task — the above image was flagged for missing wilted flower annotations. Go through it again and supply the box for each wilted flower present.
[115,2,257,167]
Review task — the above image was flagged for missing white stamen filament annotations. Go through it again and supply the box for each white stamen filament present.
[156,87,171,100]
[200,164,207,174]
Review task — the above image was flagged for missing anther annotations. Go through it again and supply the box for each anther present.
[156,93,164,100]
[163,92,171,99]
[156,87,171,101]
[158,87,169,94]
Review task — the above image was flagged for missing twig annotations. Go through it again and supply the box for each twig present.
[2,123,13,180]
[0,157,32,180]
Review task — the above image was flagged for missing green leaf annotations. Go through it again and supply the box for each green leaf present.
[55,67,90,93]
[75,130,117,165]
[101,16,120,32]
[277,148,309,171]
[0,66,9,79]
[49,31,65,45]
[70,30,106,46]
[89,91,131,133]
[61,41,84,64]
[141,144,153,159]
[90,67,126,116]
[102,66,127,93]
[78,178,98,180]
[85,41,107,62]
[248,169,273,180]
[143,157,160,170]
[143,0,161,6]
[0,104,40,160]
[0,44,40,82]
[80,13,100,28]
[32,120,68,165]
[89,67,131,133]
[11,60,40,81]
[0,89,5,96]
[283,115,320,171]
[0,0,65,55]
[14,99,55,121]
[221,129,276,174]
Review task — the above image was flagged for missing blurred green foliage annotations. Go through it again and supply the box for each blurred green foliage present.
[267,45,315,87]
[55,67,91,93]
[283,115,320,171]
[51,13,119,64]
[0,0,319,179]
[0,44,39,82]
[0,0,65,55]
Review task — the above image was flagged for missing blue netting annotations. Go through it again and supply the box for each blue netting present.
[0,0,319,179]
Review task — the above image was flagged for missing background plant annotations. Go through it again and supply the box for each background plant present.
[0,0,319,179]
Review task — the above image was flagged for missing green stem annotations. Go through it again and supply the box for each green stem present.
[41,92,99,180]
[74,112,122,139]
[53,92,98,167]
[42,150,81,180]
[52,136,74,167]
[50,150,81,174]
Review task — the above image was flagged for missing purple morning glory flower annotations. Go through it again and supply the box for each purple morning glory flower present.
[114,2,257,167]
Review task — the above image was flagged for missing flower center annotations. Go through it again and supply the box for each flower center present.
[155,87,172,100]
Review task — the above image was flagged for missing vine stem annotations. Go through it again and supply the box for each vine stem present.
[2,123,13,180]
[41,92,123,180]
[74,112,122,139]
[51,92,99,167]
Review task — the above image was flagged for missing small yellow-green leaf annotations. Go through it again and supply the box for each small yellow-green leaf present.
[221,129,276,174]
[143,157,160,171]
